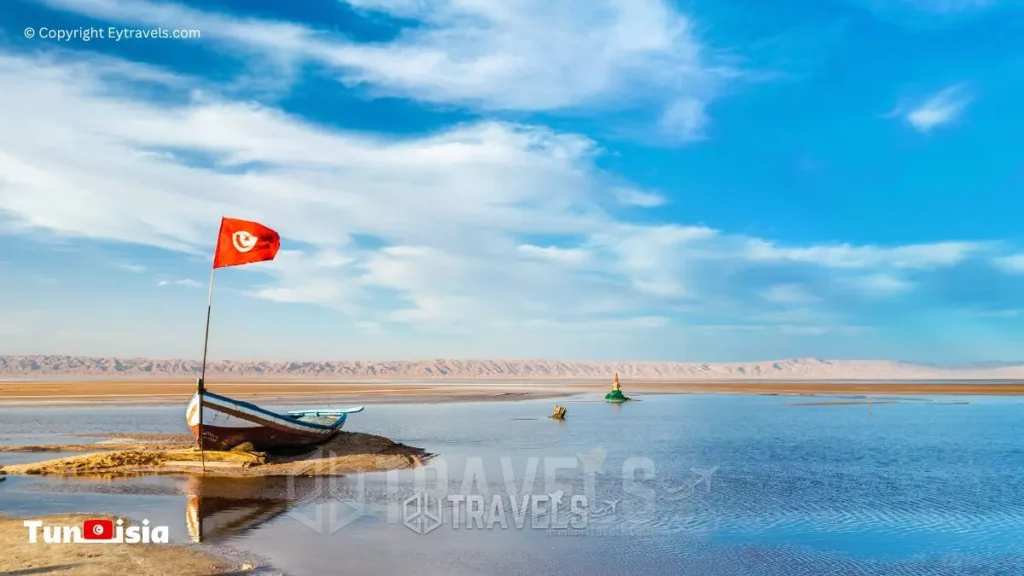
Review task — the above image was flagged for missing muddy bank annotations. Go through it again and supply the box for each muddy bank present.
[0,514,260,575]
[0,431,434,478]
[1,379,1022,407]
[0,380,574,406]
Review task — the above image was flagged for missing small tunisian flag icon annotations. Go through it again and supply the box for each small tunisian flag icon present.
[212,217,281,269]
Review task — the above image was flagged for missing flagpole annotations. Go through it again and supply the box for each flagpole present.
[197,266,216,473]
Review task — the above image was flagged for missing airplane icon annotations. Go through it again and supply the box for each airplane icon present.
[590,499,620,517]
[548,490,565,507]
[690,466,719,492]
[661,466,719,500]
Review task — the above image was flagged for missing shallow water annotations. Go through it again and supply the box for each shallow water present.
[2,393,1023,574]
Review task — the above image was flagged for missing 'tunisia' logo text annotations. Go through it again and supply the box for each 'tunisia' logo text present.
[24,518,170,544]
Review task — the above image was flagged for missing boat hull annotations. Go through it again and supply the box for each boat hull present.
[186,391,346,451]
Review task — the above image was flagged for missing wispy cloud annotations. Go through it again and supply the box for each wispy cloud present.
[38,0,739,142]
[612,188,668,208]
[847,274,914,296]
[157,279,202,288]
[0,50,1016,341]
[744,239,987,269]
[659,98,710,141]
[844,0,1002,25]
[115,263,146,273]
[900,84,973,133]
[994,254,1024,273]
[889,0,996,14]
[761,284,820,304]
[516,244,591,266]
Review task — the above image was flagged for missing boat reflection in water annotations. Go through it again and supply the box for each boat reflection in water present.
[184,474,325,543]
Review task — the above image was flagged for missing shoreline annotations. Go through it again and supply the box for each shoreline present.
[1,380,1024,407]
[0,389,576,407]
[0,431,434,478]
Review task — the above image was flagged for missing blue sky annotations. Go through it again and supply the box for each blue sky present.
[0,0,1022,362]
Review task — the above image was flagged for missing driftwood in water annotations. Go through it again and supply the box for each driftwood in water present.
[551,405,567,420]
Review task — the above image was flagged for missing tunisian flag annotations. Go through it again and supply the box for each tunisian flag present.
[212,217,281,269]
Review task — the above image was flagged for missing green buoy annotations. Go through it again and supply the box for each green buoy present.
[604,372,631,403]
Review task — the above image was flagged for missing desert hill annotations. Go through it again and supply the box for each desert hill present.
[2,355,1024,380]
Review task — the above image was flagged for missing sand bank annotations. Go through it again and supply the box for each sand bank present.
[1,379,1023,406]
[0,514,254,575]
[0,433,195,453]
[0,379,572,405]
[0,431,434,478]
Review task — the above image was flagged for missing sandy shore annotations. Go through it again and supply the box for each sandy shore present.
[0,514,259,575]
[1,379,1023,405]
[0,431,434,477]
[0,380,578,405]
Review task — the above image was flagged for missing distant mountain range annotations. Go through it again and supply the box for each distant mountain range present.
[2,355,1024,380]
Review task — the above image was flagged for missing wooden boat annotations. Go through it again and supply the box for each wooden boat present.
[186,389,364,451]
[185,218,365,455]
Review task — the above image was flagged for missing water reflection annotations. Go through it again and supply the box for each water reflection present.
[184,475,324,544]
[4,395,1024,575]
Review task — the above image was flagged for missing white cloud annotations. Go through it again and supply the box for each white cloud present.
[903,84,973,133]
[612,187,667,208]
[516,244,591,266]
[39,0,736,141]
[157,279,202,288]
[0,50,1008,341]
[994,254,1024,273]
[115,263,146,273]
[659,98,710,141]
[761,284,820,304]
[744,239,986,269]
[848,274,914,296]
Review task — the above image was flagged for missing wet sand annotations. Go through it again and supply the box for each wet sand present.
[0,431,434,478]
[0,514,249,575]
[1,379,1023,405]
[0,380,573,405]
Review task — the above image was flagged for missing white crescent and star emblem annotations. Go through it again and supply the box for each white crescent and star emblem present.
[231,231,259,253]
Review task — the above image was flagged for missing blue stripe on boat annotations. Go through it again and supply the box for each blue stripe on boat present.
[201,390,343,431]
[287,406,364,416]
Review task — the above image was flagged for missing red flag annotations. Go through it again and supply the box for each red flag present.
[212,217,281,269]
